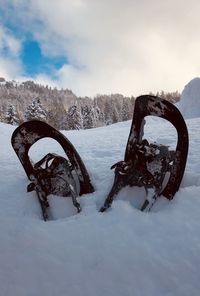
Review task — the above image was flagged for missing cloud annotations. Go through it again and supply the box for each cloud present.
[0,25,23,79]
[0,26,21,56]
[1,0,200,96]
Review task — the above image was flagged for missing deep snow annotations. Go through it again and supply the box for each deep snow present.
[179,77,200,119]
[0,116,200,296]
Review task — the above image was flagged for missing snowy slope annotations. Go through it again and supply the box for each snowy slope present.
[0,117,200,296]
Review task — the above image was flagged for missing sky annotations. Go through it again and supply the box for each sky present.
[0,0,200,97]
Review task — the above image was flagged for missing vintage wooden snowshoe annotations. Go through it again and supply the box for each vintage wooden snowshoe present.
[12,120,94,220]
[100,95,189,212]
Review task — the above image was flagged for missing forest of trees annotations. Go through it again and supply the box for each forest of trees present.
[0,77,180,130]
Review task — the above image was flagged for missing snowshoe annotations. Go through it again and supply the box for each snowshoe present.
[100,95,189,212]
[11,120,94,220]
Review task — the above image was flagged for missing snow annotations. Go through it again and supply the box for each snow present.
[179,77,200,119]
[0,115,200,296]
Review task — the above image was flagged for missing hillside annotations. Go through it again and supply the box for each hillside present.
[0,78,180,130]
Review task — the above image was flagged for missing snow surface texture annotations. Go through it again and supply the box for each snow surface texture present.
[179,77,200,118]
[0,117,200,296]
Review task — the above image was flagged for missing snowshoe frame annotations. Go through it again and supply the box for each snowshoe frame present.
[12,120,94,220]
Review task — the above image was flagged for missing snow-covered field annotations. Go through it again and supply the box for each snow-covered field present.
[0,116,200,296]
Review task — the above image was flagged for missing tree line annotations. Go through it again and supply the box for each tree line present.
[0,77,180,130]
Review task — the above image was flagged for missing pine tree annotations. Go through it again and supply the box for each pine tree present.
[91,105,103,127]
[25,98,47,121]
[0,106,5,122]
[121,98,132,121]
[47,98,67,129]
[104,100,113,125]
[67,105,83,130]
[5,104,18,125]
[81,105,94,129]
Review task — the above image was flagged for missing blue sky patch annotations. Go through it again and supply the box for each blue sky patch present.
[20,39,67,77]
[0,7,68,79]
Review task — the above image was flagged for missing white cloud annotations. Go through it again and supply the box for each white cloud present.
[1,0,200,96]
[0,25,23,79]
[0,57,21,79]
[0,26,21,57]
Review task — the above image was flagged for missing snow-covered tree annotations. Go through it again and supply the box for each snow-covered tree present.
[2,78,182,128]
[67,105,83,130]
[103,100,114,125]
[93,105,105,127]
[25,98,47,121]
[0,106,5,122]
[81,105,94,129]
[47,98,67,129]
[121,98,132,121]
[5,104,18,125]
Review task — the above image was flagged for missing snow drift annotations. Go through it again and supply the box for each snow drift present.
[179,77,200,118]
[0,116,200,296]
